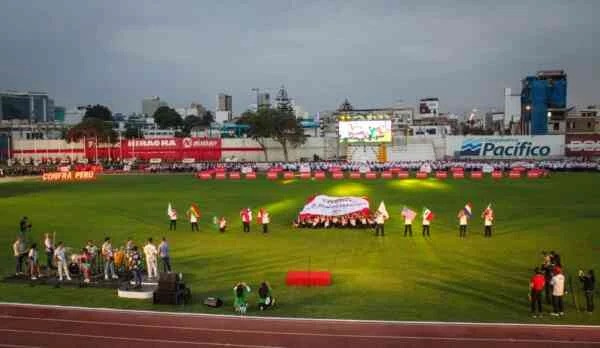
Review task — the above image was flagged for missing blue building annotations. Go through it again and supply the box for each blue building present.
[521,70,567,135]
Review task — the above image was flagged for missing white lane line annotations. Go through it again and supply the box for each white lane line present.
[0,314,598,345]
[0,329,283,348]
[1,302,599,329]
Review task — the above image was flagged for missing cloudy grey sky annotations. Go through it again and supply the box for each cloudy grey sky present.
[1,0,599,115]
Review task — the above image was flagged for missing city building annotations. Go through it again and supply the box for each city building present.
[484,111,505,133]
[217,94,232,112]
[142,96,168,117]
[566,106,599,134]
[258,92,270,110]
[64,106,87,125]
[0,90,55,122]
[417,98,439,118]
[504,88,521,132]
[275,85,293,112]
[521,70,567,135]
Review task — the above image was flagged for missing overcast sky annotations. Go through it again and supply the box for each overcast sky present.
[1,0,599,115]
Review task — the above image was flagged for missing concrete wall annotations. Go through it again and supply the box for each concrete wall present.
[221,137,327,161]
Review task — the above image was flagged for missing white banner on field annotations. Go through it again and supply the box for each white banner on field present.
[446,135,565,159]
[299,195,370,217]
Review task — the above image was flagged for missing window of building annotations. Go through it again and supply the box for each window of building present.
[588,122,592,129]
[553,123,559,131]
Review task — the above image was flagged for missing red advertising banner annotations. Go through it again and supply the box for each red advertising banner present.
[314,172,326,179]
[42,171,96,182]
[198,172,212,180]
[267,172,279,180]
[300,172,311,179]
[491,171,503,179]
[527,170,540,178]
[215,172,226,180]
[84,137,221,161]
[283,172,295,179]
[245,172,257,180]
[416,171,428,179]
[332,172,344,180]
[397,171,409,178]
[435,171,448,179]
[349,172,361,179]
[381,172,393,179]
[452,171,465,179]
[365,172,377,179]
[565,134,600,157]
[229,172,241,180]
[509,171,521,179]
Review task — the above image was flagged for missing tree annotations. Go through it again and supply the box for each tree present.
[181,115,203,136]
[153,106,183,129]
[238,109,274,161]
[271,109,307,161]
[84,104,112,122]
[201,110,215,126]
[124,124,142,139]
[238,108,307,161]
[66,117,117,143]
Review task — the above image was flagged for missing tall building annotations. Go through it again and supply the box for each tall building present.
[504,88,521,132]
[521,70,567,135]
[0,90,55,122]
[275,85,293,112]
[54,106,66,122]
[258,92,270,110]
[217,93,232,112]
[142,96,167,117]
[417,98,440,118]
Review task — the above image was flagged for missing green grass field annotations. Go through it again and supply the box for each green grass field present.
[1,173,599,324]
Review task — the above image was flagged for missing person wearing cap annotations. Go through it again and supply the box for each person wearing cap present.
[550,267,565,316]
[530,268,545,317]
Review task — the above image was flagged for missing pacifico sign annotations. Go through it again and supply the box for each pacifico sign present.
[42,171,96,182]
[446,136,564,159]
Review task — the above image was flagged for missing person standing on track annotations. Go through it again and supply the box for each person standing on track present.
[530,267,545,317]
[550,267,565,316]
[143,238,159,279]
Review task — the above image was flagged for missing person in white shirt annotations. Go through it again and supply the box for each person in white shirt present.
[258,208,270,234]
[53,242,71,281]
[550,267,566,316]
[143,238,158,279]
[28,243,40,280]
[422,214,431,237]
[458,211,468,238]
[101,237,118,280]
[375,212,385,236]
[13,237,27,275]
[168,208,177,231]
[403,214,413,237]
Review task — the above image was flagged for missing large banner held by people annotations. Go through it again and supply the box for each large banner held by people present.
[299,195,370,217]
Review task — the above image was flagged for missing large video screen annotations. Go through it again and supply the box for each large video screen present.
[338,120,392,143]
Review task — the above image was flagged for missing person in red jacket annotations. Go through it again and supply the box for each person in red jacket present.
[530,267,546,317]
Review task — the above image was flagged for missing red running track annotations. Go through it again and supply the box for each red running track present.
[0,303,599,348]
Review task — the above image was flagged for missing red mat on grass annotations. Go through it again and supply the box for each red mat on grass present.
[286,271,332,286]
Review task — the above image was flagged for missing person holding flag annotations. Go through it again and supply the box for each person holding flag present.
[167,203,177,231]
[482,203,494,238]
[401,207,416,237]
[458,203,472,238]
[218,216,228,233]
[257,208,270,234]
[186,204,201,232]
[375,201,389,236]
[422,207,435,237]
[240,208,252,233]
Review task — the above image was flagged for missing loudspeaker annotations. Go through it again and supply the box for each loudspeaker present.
[158,273,178,292]
[153,290,184,305]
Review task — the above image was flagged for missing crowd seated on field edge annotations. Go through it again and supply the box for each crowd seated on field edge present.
[293,213,377,229]
[1,158,599,177]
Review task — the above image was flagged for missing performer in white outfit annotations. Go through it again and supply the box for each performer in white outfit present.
[54,242,71,281]
[143,238,159,279]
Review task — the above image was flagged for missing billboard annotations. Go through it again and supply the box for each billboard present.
[419,99,439,117]
[338,120,391,143]
[84,137,222,161]
[565,134,600,157]
[446,136,564,158]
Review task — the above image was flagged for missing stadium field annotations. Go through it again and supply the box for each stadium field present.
[0,173,599,324]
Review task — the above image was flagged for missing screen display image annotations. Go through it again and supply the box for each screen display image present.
[338,120,392,143]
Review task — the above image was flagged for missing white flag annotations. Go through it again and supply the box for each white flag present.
[377,201,389,220]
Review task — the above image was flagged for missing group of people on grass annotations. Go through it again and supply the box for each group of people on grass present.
[233,281,275,314]
[167,204,272,234]
[529,250,595,317]
[12,231,172,288]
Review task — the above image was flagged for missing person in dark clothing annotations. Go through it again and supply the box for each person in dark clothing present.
[579,270,595,313]
[19,217,32,235]
[541,253,554,305]
[550,251,561,267]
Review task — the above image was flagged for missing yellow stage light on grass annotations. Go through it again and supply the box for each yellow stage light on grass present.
[387,179,449,191]
[327,182,369,196]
